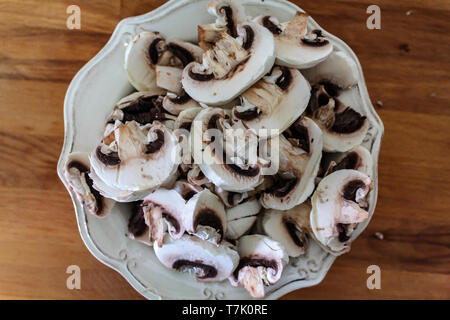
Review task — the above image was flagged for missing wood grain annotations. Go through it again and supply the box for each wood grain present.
[0,0,449,300]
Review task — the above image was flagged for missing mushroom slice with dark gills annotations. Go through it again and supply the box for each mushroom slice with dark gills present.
[231,66,311,138]
[213,186,247,207]
[184,189,227,244]
[307,82,369,152]
[64,152,115,217]
[156,40,203,95]
[322,145,373,178]
[261,117,323,210]
[127,201,153,246]
[198,0,248,50]
[173,180,202,201]
[261,204,311,257]
[310,169,372,256]
[254,12,333,69]
[190,107,265,192]
[302,51,359,90]
[154,234,239,282]
[182,22,275,106]
[125,32,203,92]
[229,235,288,298]
[106,90,176,128]
[162,91,201,116]
[125,32,169,92]
[165,39,204,68]
[187,165,213,188]
[90,120,180,196]
[142,188,186,247]
[226,199,262,240]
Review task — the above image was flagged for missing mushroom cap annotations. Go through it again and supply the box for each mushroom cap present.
[64,152,115,217]
[261,209,308,257]
[182,22,275,106]
[302,51,359,89]
[184,189,227,244]
[90,121,180,192]
[226,199,262,240]
[310,169,372,256]
[154,234,239,282]
[261,116,323,210]
[191,107,264,192]
[255,13,333,69]
[232,66,311,138]
[125,32,165,92]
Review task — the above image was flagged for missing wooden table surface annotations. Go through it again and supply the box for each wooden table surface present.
[0,0,449,300]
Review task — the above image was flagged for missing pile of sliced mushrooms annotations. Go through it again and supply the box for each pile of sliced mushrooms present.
[64,0,374,298]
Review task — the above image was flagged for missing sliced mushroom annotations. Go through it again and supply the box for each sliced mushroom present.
[64,152,114,217]
[174,106,203,131]
[226,199,262,240]
[302,51,359,89]
[142,188,186,247]
[191,107,264,192]
[183,22,275,105]
[187,165,212,188]
[322,145,373,178]
[173,107,203,173]
[155,66,184,95]
[199,0,248,49]
[310,169,372,256]
[213,187,247,207]
[154,234,239,282]
[184,189,227,244]
[90,121,180,194]
[173,180,202,201]
[306,82,369,152]
[261,207,309,257]
[255,12,333,69]
[229,234,288,298]
[163,91,201,116]
[106,91,173,127]
[261,116,323,210]
[125,32,167,91]
[165,39,204,68]
[88,166,152,202]
[127,201,152,246]
[125,32,202,92]
[231,66,311,137]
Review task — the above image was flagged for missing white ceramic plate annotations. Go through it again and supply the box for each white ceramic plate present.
[57,0,384,300]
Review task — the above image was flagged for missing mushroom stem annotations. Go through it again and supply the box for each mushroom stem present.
[239,266,266,298]
[143,204,165,247]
